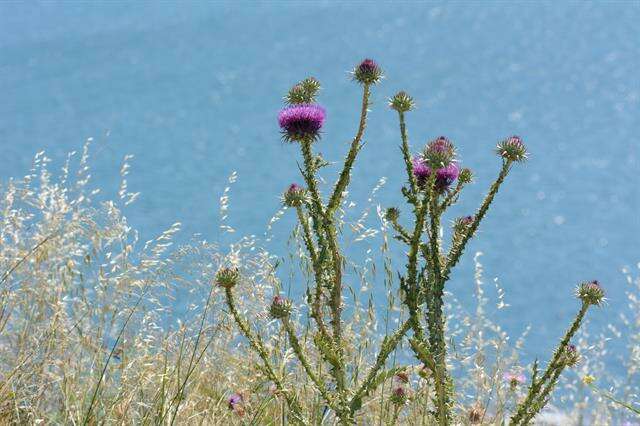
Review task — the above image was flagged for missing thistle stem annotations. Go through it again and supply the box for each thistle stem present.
[224,288,307,425]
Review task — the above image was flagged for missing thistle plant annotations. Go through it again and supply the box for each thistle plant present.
[221,58,605,424]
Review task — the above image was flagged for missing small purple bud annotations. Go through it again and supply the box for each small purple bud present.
[227,392,243,409]
[353,58,383,85]
[424,136,456,168]
[269,295,292,319]
[278,104,326,143]
[496,135,528,162]
[576,280,605,306]
[282,183,307,207]
[563,344,581,367]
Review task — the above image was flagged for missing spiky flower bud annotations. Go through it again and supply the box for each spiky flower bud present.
[385,207,400,222]
[269,295,292,319]
[454,215,475,229]
[285,77,321,105]
[424,136,456,168]
[216,267,240,289]
[459,168,473,184]
[390,386,408,405]
[389,91,414,112]
[278,104,326,143]
[561,344,581,367]
[353,58,383,85]
[496,135,527,162]
[576,280,605,306]
[282,183,307,207]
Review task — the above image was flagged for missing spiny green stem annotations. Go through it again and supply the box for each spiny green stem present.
[510,302,590,425]
[351,319,412,410]
[281,318,339,414]
[397,111,418,196]
[327,84,371,214]
[444,160,512,279]
[295,206,330,340]
[224,289,307,425]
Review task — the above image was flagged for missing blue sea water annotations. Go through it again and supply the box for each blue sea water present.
[1,1,639,371]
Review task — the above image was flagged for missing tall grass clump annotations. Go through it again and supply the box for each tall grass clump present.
[0,59,637,425]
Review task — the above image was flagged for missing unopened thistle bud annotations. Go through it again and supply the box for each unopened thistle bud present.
[389,91,414,112]
[353,58,383,85]
[390,386,408,405]
[269,295,292,319]
[385,207,400,222]
[285,77,321,104]
[561,344,581,367]
[278,104,326,143]
[424,136,456,168]
[459,167,473,184]
[282,183,306,207]
[216,267,240,289]
[454,215,475,230]
[496,135,528,162]
[576,280,605,306]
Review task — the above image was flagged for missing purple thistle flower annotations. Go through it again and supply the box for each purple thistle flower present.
[227,392,243,409]
[278,104,325,143]
[504,372,526,387]
[435,162,460,190]
[412,157,459,191]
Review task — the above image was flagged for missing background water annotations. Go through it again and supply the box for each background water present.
[1,1,639,372]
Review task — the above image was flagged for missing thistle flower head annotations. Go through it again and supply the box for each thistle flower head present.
[285,77,321,104]
[576,280,605,306]
[353,58,383,85]
[278,104,326,143]
[504,372,526,388]
[496,135,528,162]
[227,392,243,409]
[435,162,460,191]
[562,344,581,367]
[459,167,473,184]
[385,207,400,222]
[389,91,414,112]
[412,156,460,192]
[282,183,307,207]
[455,215,475,229]
[269,295,293,319]
[390,386,408,405]
[216,267,240,289]
[424,136,456,168]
